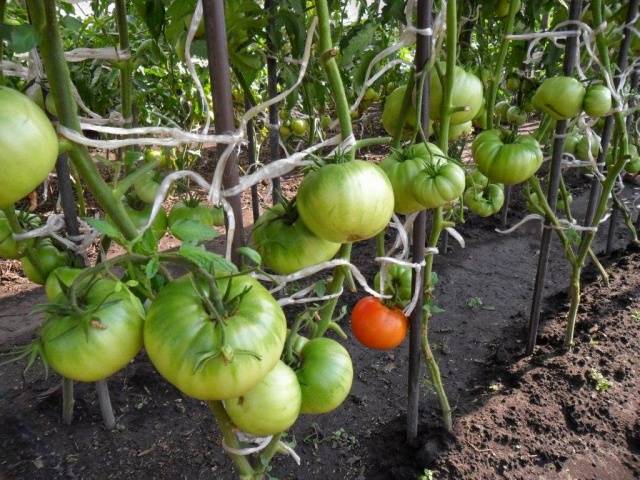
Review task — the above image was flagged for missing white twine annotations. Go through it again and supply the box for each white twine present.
[185,0,211,135]
[221,432,272,456]
[495,213,601,235]
[445,227,465,248]
[64,47,131,63]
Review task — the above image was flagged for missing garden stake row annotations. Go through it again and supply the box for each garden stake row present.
[407,0,432,446]
[526,0,582,356]
[245,97,260,222]
[266,0,281,205]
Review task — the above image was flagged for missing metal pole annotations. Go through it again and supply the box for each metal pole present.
[245,97,260,222]
[526,0,582,355]
[583,0,638,230]
[201,0,245,262]
[407,0,432,445]
[266,0,281,204]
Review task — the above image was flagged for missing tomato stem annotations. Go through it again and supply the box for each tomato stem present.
[61,377,74,425]
[207,401,256,477]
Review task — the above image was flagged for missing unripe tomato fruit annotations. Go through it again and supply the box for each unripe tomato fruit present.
[430,64,484,125]
[583,84,612,118]
[532,77,585,120]
[291,118,309,137]
[0,87,59,208]
[351,296,409,350]
[44,267,84,300]
[381,86,417,139]
[20,238,70,285]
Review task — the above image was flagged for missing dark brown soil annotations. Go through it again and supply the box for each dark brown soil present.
[1,176,639,480]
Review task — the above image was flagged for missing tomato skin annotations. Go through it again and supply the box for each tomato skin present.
[297,160,394,243]
[583,84,612,118]
[430,64,484,125]
[320,114,331,130]
[133,171,160,204]
[0,211,33,259]
[563,132,581,155]
[464,184,505,217]
[290,118,309,137]
[373,264,412,305]
[0,87,59,208]
[351,296,409,350]
[448,120,473,140]
[296,337,353,414]
[41,277,145,382]
[625,145,640,174]
[494,100,510,123]
[506,106,527,126]
[575,132,601,161]
[224,361,301,436]
[44,266,84,300]
[472,129,543,185]
[465,170,489,189]
[21,238,70,285]
[411,157,466,209]
[144,274,287,400]
[380,143,446,214]
[251,203,340,275]
[532,77,585,120]
[381,86,417,139]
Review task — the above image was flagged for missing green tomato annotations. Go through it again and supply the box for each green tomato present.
[296,338,353,414]
[21,238,70,285]
[563,132,582,155]
[41,277,144,382]
[224,361,301,436]
[532,77,586,120]
[133,171,160,204]
[496,0,521,16]
[320,114,331,130]
[297,160,394,243]
[472,129,543,185]
[625,145,640,174]
[279,125,291,140]
[291,118,309,137]
[44,267,84,300]
[464,184,505,217]
[0,211,34,259]
[583,84,612,117]
[448,121,473,140]
[473,104,487,130]
[251,203,340,275]
[506,106,527,126]
[364,87,380,101]
[494,100,510,123]
[379,143,446,214]
[144,274,287,400]
[430,64,484,125]
[527,190,572,215]
[505,76,521,92]
[0,87,59,208]
[168,202,220,240]
[144,148,167,166]
[575,132,601,161]
[127,205,167,241]
[373,264,412,306]
[381,86,417,139]
[411,157,466,209]
[465,170,489,189]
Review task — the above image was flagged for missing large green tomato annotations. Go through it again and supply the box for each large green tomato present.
[464,184,505,217]
[532,77,585,120]
[411,157,466,209]
[472,129,543,185]
[296,338,353,414]
[379,143,446,214]
[296,160,394,243]
[224,361,301,436]
[430,64,484,125]
[21,238,70,285]
[381,86,417,139]
[145,275,287,400]
[373,264,412,306]
[41,277,144,382]
[0,87,59,208]
[251,203,340,275]
[168,201,224,240]
[44,266,84,300]
[583,84,612,118]
[448,121,473,140]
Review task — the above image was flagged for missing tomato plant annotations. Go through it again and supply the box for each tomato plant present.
[20,238,70,285]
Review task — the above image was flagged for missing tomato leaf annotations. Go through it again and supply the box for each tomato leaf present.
[170,219,219,243]
[0,23,38,53]
[236,246,262,266]
[85,218,124,242]
[178,245,237,275]
[145,257,160,279]
[340,23,375,69]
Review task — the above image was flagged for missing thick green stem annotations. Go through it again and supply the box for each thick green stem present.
[564,269,581,348]
[438,0,457,150]
[354,136,392,150]
[27,0,138,240]
[392,73,416,148]
[486,0,519,129]
[314,0,354,158]
[207,401,256,478]
[313,243,352,338]
[255,433,284,478]
[376,230,385,257]
[114,0,133,127]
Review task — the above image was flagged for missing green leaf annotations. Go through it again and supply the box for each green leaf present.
[340,23,375,69]
[125,280,139,287]
[145,257,160,279]
[382,0,406,23]
[314,280,327,297]
[178,245,237,275]
[170,219,219,243]
[133,0,166,40]
[0,23,37,53]
[236,246,262,266]
[85,218,123,241]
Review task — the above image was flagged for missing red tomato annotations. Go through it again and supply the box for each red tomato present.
[350,296,409,350]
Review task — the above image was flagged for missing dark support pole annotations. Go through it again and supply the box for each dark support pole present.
[526,0,582,355]
[407,0,432,445]
[501,185,512,227]
[583,0,638,231]
[245,97,260,222]
[266,0,281,205]
[202,0,245,261]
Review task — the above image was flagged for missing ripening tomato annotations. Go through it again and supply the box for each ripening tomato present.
[351,296,409,350]
[0,87,59,208]
[373,264,412,306]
